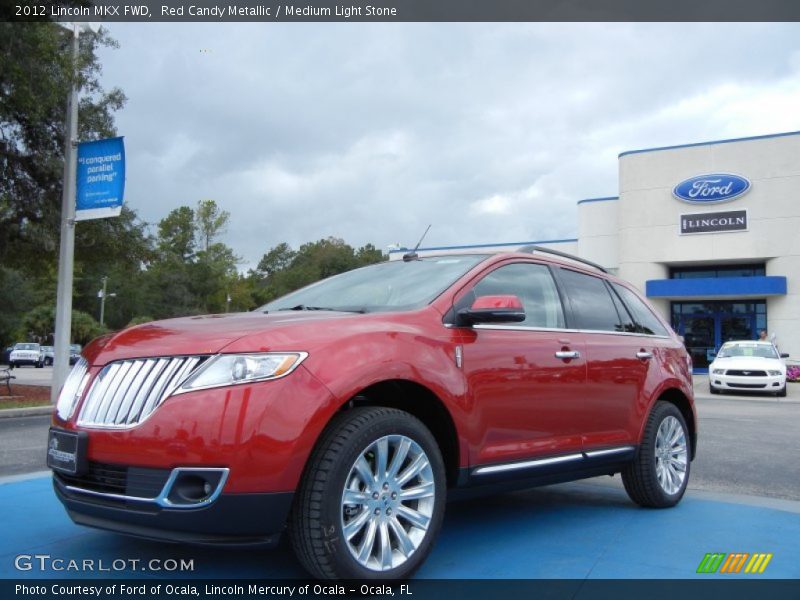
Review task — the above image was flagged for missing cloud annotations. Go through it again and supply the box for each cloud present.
[97,22,800,269]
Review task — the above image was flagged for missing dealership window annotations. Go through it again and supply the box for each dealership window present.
[670,300,768,370]
[669,264,766,279]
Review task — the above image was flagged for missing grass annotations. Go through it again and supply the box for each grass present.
[0,384,52,409]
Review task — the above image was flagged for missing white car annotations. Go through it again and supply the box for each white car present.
[709,341,789,397]
[9,343,44,369]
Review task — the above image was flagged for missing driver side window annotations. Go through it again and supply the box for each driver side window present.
[464,263,566,328]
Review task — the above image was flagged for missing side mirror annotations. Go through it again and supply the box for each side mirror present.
[780,353,790,358]
[457,295,526,326]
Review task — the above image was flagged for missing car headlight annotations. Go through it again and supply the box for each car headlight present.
[712,369,725,375]
[767,370,782,376]
[175,352,308,393]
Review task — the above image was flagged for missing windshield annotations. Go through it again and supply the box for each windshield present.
[14,343,39,351]
[717,342,779,359]
[259,255,488,313]
[70,345,81,352]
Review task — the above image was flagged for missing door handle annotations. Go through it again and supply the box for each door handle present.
[555,350,581,360]
[636,351,653,360]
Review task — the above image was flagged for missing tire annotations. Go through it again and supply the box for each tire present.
[709,383,720,395]
[622,401,691,508]
[9,362,15,369]
[35,361,43,369]
[777,386,787,398]
[289,406,446,580]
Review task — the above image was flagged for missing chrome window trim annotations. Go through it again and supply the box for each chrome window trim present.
[62,467,229,510]
[466,324,671,339]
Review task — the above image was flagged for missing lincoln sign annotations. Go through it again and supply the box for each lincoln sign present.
[680,210,748,235]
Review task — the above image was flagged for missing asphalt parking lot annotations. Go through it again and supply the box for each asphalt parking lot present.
[3,364,53,387]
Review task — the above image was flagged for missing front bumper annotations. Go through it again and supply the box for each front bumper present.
[11,357,40,366]
[710,374,785,392]
[53,474,293,546]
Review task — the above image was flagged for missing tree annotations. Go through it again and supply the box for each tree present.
[19,305,107,345]
[256,242,296,276]
[157,206,196,260]
[195,199,229,252]
[0,23,126,270]
[249,238,387,304]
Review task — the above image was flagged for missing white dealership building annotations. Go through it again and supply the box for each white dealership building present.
[391,130,799,371]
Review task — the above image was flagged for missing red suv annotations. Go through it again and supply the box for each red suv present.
[49,247,696,580]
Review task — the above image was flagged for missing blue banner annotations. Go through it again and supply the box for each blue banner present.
[75,137,125,221]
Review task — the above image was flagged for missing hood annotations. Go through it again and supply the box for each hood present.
[83,310,358,366]
[711,356,785,371]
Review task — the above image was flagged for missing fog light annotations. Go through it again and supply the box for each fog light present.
[160,468,228,508]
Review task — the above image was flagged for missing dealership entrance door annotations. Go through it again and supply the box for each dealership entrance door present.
[671,301,767,372]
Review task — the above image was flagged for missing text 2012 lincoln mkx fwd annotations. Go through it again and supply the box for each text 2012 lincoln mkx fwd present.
[49,247,697,580]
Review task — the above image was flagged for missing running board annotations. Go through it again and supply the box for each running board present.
[472,446,635,477]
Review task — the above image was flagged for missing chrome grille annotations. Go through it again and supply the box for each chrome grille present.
[77,356,206,428]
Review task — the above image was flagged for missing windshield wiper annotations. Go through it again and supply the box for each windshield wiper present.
[278,305,367,313]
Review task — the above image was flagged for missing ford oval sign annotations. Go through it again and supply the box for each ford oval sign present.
[673,173,751,204]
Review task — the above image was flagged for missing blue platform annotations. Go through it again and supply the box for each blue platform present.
[1,474,798,580]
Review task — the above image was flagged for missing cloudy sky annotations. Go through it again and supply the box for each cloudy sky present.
[97,23,800,269]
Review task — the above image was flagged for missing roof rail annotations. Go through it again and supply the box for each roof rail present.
[518,245,608,274]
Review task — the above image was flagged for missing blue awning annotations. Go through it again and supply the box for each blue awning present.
[646,276,787,300]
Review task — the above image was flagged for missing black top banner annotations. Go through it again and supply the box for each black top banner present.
[6,0,800,22]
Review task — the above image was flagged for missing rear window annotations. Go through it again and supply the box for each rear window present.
[612,283,669,336]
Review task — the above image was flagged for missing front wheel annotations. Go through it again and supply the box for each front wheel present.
[622,402,691,508]
[290,406,446,580]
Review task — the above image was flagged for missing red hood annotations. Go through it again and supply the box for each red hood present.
[83,311,357,366]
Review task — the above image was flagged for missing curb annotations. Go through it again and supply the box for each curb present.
[0,405,52,419]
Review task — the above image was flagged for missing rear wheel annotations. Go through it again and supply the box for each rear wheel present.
[290,406,446,580]
[623,402,690,508]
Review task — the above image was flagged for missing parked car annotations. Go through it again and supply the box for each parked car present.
[69,344,82,365]
[9,343,44,368]
[709,341,789,397]
[49,248,697,580]
[41,346,55,366]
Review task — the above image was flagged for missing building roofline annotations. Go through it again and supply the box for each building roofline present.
[387,238,578,254]
[577,196,618,205]
[619,130,800,158]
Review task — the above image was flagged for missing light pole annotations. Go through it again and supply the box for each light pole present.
[98,276,117,326]
[51,22,99,404]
